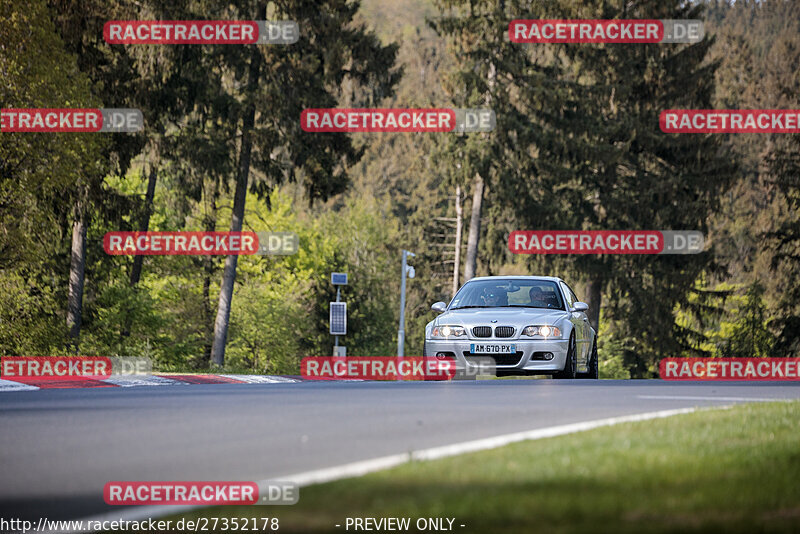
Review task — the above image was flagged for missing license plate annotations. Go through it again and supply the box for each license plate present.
[470,344,516,354]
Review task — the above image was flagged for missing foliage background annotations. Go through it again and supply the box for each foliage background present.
[1,0,798,376]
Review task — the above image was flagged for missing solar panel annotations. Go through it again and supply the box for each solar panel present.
[330,302,347,335]
[331,272,348,285]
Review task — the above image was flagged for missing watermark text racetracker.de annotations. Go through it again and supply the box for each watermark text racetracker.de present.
[104,20,298,45]
[104,481,297,505]
[301,356,496,380]
[508,230,704,255]
[1,109,143,133]
[660,358,800,381]
[1,517,280,533]
[301,108,495,133]
[660,110,800,133]
[1,356,150,380]
[103,231,299,256]
[509,19,703,44]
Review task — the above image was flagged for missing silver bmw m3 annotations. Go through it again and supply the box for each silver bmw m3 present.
[424,276,598,378]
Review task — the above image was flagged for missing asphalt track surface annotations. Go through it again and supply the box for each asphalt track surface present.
[1,380,799,523]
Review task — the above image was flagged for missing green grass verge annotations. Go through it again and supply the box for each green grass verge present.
[172,401,800,533]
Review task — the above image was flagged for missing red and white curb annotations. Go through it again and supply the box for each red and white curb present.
[0,378,40,392]
[0,374,301,391]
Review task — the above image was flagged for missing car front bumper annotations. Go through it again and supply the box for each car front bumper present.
[424,338,570,373]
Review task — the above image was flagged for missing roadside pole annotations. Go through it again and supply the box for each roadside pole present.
[330,273,348,356]
[334,285,340,350]
[397,250,415,357]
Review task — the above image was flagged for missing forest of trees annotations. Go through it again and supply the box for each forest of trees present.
[1,0,798,377]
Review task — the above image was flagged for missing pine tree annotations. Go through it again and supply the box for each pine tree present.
[507,0,737,373]
[719,282,775,357]
[210,0,401,365]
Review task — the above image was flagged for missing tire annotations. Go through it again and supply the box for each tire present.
[577,339,599,379]
[423,340,428,358]
[553,335,577,379]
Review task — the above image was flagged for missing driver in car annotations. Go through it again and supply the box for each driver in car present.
[481,289,502,306]
[529,287,548,307]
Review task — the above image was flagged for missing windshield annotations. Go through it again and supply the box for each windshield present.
[450,279,565,310]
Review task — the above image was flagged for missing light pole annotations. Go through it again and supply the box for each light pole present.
[397,250,415,357]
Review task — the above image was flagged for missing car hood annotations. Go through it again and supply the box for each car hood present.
[434,307,570,328]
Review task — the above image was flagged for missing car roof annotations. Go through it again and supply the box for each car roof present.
[466,275,563,283]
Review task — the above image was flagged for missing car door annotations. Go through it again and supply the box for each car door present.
[561,282,589,366]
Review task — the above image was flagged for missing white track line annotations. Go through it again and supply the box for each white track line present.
[637,395,782,402]
[50,407,699,533]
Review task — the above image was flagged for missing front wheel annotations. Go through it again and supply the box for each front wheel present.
[577,339,599,379]
[553,335,577,379]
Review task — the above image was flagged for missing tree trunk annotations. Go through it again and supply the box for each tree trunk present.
[210,11,264,367]
[462,55,494,282]
[585,275,603,332]
[66,195,87,350]
[129,162,158,287]
[452,185,463,297]
[463,174,484,281]
[202,179,219,367]
[122,157,159,338]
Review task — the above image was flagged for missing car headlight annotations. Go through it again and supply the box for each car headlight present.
[521,325,562,338]
[431,325,467,338]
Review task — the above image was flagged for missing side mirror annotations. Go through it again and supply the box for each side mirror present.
[431,301,447,313]
[571,302,589,313]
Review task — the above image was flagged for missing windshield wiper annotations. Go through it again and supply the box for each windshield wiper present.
[450,305,490,309]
